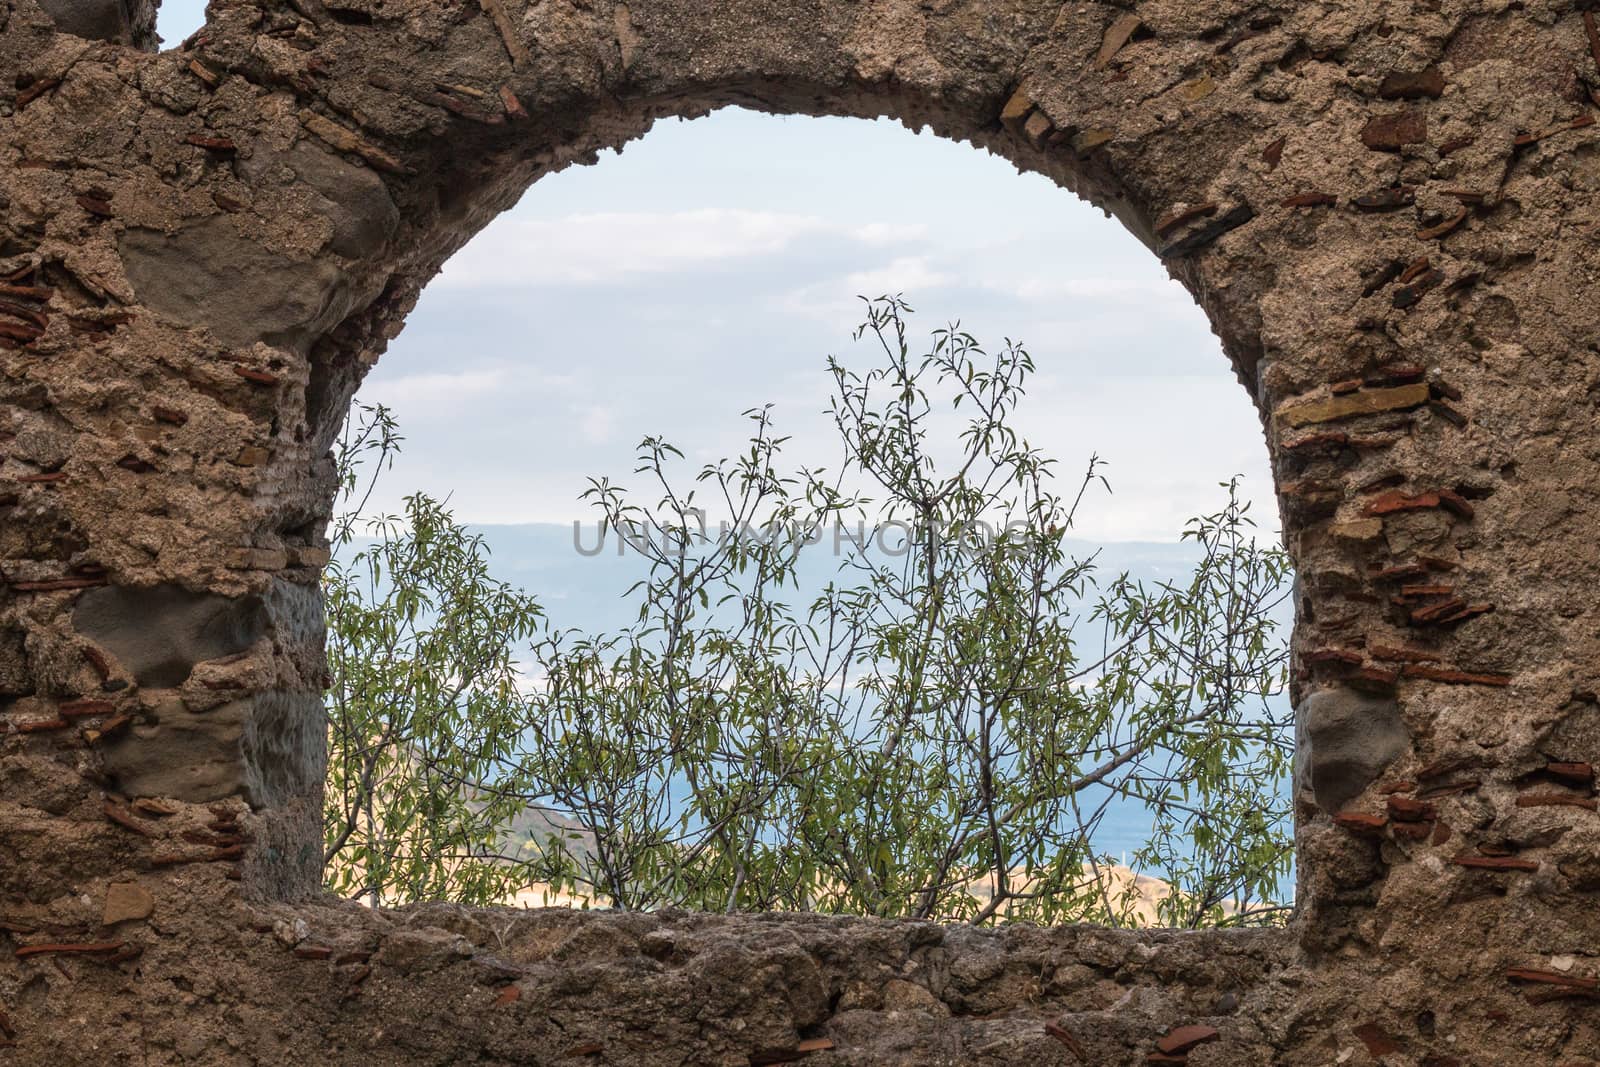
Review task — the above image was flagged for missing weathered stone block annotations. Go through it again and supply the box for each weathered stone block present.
[73,585,266,688]
[1296,687,1410,813]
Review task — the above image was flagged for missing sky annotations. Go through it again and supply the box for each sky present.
[156,2,1279,546]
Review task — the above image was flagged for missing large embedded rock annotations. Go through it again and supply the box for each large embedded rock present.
[35,0,132,43]
[240,144,401,260]
[118,218,358,350]
[98,697,251,802]
[1296,687,1410,813]
[74,584,267,688]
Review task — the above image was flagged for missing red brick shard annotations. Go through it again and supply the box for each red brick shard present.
[1156,1025,1220,1055]
[1515,793,1598,811]
[1155,202,1219,237]
[293,945,334,960]
[1369,644,1440,663]
[1353,1022,1403,1056]
[1546,762,1595,786]
[1386,796,1436,822]
[15,941,124,959]
[233,367,279,386]
[1367,491,1440,516]
[1423,603,1493,627]
[1417,207,1469,241]
[1281,192,1336,208]
[1044,1022,1085,1057]
[1401,666,1511,687]
[1094,12,1143,69]
[498,85,527,119]
[1361,111,1427,150]
[0,283,53,302]
[1348,666,1400,693]
[1436,489,1475,518]
[1262,136,1285,169]
[12,717,69,733]
[1451,855,1538,873]
[60,698,115,719]
[1418,779,1479,799]
[184,134,237,152]
[1333,812,1388,835]
[1507,968,1599,991]
[1379,68,1445,99]
[1409,598,1468,625]
[1392,821,1433,841]
[103,800,156,837]
[10,577,107,592]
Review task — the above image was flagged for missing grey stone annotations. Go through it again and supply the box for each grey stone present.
[74,584,267,688]
[1295,687,1410,813]
[36,0,131,43]
[118,218,357,351]
[252,144,400,260]
[242,689,325,808]
[98,698,250,802]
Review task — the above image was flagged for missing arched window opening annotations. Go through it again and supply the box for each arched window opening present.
[322,108,1293,928]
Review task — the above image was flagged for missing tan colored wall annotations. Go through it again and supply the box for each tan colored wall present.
[3,0,1600,1062]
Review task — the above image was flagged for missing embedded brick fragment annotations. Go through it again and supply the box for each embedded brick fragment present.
[1451,855,1538,872]
[1333,812,1388,835]
[1386,795,1435,821]
[1546,762,1595,786]
[1094,13,1143,69]
[1262,136,1285,169]
[1278,384,1430,428]
[1507,968,1599,990]
[1348,667,1399,694]
[1155,1025,1219,1055]
[1367,491,1440,516]
[999,88,1033,127]
[1418,208,1469,241]
[1401,666,1511,686]
[1157,203,1255,259]
[1354,186,1415,211]
[1155,203,1218,237]
[1353,1022,1402,1056]
[1044,1023,1085,1056]
[299,111,411,174]
[1515,793,1597,810]
[14,941,124,959]
[1362,112,1427,150]
[1379,68,1446,99]
[102,883,154,925]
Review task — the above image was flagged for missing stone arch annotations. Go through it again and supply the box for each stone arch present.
[4,0,1600,1062]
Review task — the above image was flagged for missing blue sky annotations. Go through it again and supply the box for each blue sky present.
[157,2,1277,545]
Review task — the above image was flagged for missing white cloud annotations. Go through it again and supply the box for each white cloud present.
[578,405,617,445]
[436,210,928,287]
[997,276,1188,304]
[362,369,510,414]
[844,256,953,295]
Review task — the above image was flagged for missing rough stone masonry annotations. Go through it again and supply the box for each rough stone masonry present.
[2,0,1599,1062]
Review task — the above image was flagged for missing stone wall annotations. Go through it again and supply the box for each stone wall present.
[2,0,1599,1062]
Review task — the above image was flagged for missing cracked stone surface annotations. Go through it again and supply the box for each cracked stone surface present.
[4,0,1600,1062]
